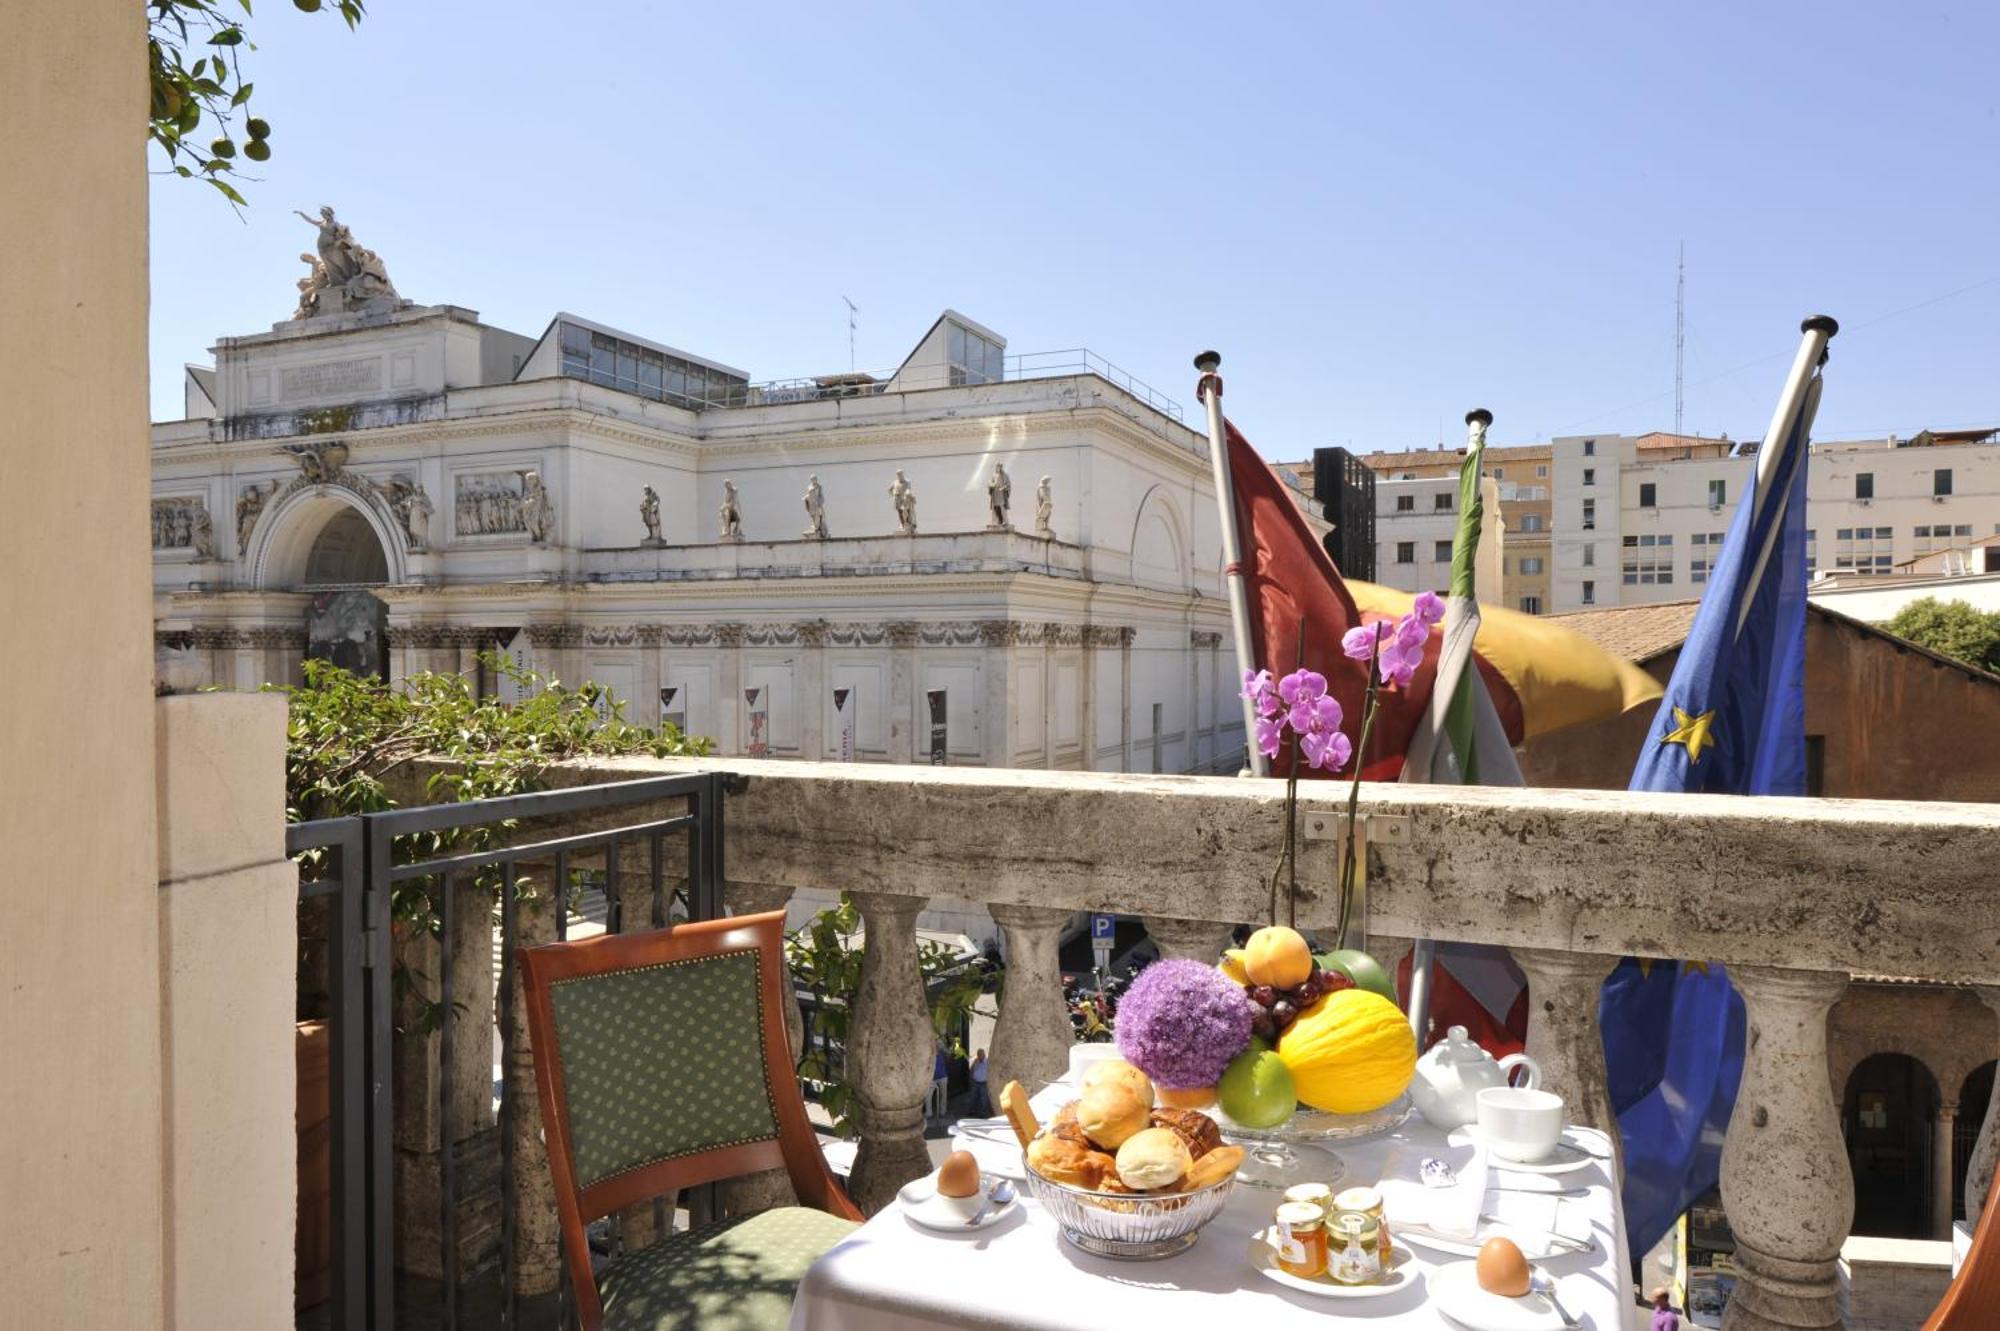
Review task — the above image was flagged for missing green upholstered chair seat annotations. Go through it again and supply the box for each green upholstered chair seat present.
[596,1205,859,1331]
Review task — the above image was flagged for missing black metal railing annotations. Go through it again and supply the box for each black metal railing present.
[293,771,732,1331]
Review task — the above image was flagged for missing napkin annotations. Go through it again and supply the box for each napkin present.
[1377,1138,1487,1240]
[949,1118,1031,1180]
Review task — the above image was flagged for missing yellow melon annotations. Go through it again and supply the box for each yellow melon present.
[1275,988,1417,1114]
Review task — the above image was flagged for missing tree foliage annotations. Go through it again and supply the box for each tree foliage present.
[149,0,366,205]
[1883,597,2000,674]
[280,652,709,926]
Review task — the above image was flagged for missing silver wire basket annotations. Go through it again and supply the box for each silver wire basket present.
[1021,1163,1237,1260]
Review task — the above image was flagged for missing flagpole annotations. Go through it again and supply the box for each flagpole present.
[1196,350,1270,777]
[1734,316,1837,637]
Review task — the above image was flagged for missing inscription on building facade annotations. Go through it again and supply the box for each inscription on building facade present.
[282,357,382,401]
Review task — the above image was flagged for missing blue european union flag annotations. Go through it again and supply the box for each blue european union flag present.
[1601,349,1823,1253]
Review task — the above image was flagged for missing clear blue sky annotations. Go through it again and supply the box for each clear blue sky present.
[150,1,2000,454]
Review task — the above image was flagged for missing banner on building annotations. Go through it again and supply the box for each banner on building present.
[833,686,854,762]
[659,685,685,734]
[745,686,769,758]
[926,688,948,765]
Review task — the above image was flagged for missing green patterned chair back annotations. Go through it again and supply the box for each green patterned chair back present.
[547,946,781,1191]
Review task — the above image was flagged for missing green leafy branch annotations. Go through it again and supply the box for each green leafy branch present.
[148,0,366,206]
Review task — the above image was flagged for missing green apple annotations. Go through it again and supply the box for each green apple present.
[1217,1039,1296,1128]
[1317,948,1397,1003]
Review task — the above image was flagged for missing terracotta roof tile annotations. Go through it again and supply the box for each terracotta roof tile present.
[1549,601,1701,663]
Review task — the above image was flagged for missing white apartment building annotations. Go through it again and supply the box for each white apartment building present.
[1371,473,1504,601]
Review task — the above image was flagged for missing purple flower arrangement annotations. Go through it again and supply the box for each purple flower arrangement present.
[1114,958,1257,1090]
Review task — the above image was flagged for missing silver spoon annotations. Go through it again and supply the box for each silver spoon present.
[964,1176,1016,1226]
[1530,1269,1581,1328]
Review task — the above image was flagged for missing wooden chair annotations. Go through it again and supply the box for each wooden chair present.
[518,910,863,1331]
[1923,1158,2000,1330]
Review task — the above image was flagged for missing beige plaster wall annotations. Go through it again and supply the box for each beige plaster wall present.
[0,2,167,1324]
[157,693,297,1330]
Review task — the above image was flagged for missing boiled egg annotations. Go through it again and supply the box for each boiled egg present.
[937,1150,981,1199]
[1475,1235,1531,1297]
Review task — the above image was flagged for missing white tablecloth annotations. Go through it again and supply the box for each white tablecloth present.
[790,1080,1633,1330]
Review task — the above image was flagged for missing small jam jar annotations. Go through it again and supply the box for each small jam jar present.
[1326,1208,1383,1286]
[1332,1184,1392,1262]
[1282,1182,1334,1219]
[1271,1201,1329,1279]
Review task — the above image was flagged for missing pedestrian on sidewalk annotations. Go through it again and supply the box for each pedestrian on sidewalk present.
[969,1048,990,1116]
[1650,1286,1680,1331]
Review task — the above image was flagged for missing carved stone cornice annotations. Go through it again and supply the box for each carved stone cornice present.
[189,626,248,650]
[1043,623,1084,647]
[155,630,195,652]
[662,625,718,648]
[884,621,921,648]
[635,625,665,648]
[797,619,830,648]
[525,622,583,648]
[976,620,1018,648]
[713,623,747,648]
[395,625,460,649]
[1191,630,1224,649]
[246,626,307,650]
[1083,624,1136,648]
[582,625,642,648]
[742,623,801,648]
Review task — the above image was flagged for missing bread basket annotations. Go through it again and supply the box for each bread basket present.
[1020,1162,1237,1260]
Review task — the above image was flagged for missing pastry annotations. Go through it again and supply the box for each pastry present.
[1080,1059,1156,1108]
[1114,1126,1194,1191]
[1077,1081,1151,1150]
[1027,1133,1116,1190]
[999,1079,1039,1149]
[1148,1106,1222,1160]
[1175,1143,1244,1192]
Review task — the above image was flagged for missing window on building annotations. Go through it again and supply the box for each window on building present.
[1935,468,1954,497]
[1535,464,1548,478]
[1434,539,1454,562]
[1395,494,1415,512]
[1639,482,1656,508]
[1492,467,1505,479]
[946,321,1005,386]
[1581,498,1595,530]
[1689,530,1726,583]
[1806,528,1817,575]
[1519,595,1543,615]
[1396,541,1415,564]
[1582,468,1596,486]
[1856,472,1874,500]
[1582,544,1595,567]
[1520,513,1545,532]
[1833,525,1894,574]
[1708,478,1727,508]
[1434,493,1454,511]
[1520,557,1544,574]
[1583,439,1596,457]
[556,319,749,409]
[1621,533,1675,585]
[1581,580,1596,604]
[1805,735,1825,796]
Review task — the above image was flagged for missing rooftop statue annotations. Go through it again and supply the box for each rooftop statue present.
[291,206,401,318]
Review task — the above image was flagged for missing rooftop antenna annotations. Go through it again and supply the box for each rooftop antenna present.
[842,296,858,373]
[1674,241,1686,436]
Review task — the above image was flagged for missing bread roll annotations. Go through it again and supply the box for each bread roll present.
[1077,1081,1151,1150]
[1148,1106,1222,1160]
[1114,1126,1194,1192]
[1027,1133,1116,1190]
[1080,1059,1156,1109]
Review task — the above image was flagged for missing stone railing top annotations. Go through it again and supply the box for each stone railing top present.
[544,757,2000,986]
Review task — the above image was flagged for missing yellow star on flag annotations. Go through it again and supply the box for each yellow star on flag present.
[1659,706,1718,764]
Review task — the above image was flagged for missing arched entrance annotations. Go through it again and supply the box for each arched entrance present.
[303,508,389,585]
[1957,1062,1996,1221]
[253,490,400,682]
[1845,1053,1942,1237]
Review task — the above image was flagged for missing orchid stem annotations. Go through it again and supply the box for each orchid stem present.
[1337,658,1383,950]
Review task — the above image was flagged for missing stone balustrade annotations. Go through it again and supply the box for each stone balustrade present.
[529,757,2000,1331]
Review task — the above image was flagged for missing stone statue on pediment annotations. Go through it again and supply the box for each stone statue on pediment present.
[236,479,279,555]
[518,470,555,544]
[1035,475,1053,537]
[188,502,216,561]
[889,470,917,535]
[987,462,1012,530]
[719,480,743,541]
[803,475,828,540]
[291,206,401,318]
[640,485,663,545]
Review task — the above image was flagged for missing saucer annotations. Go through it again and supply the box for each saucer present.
[1430,1261,1568,1330]
[897,1173,1015,1232]
[1247,1228,1419,1298]
[1448,1127,1599,1175]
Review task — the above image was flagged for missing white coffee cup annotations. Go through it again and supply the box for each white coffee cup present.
[1475,1086,1566,1163]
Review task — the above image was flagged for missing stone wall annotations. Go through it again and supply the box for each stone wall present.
[0,3,167,1323]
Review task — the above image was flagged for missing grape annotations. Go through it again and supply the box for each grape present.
[1249,985,1278,1009]
[1249,1010,1276,1042]
[1294,974,1322,1000]
[1272,999,1298,1028]
[1321,971,1355,994]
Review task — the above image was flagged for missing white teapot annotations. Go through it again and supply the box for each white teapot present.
[1409,1025,1541,1130]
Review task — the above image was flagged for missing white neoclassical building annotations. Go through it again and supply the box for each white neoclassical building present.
[152,225,1247,774]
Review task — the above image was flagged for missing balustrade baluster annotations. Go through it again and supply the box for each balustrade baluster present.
[1719,966,1850,1331]
[846,890,934,1213]
[505,862,561,1302]
[1508,948,1620,1139]
[1142,915,1234,965]
[1963,986,2000,1227]
[987,904,1073,1098]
